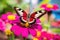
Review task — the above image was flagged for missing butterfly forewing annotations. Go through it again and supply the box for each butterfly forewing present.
[14,7,28,23]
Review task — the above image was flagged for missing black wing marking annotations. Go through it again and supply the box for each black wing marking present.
[14,7,24,16]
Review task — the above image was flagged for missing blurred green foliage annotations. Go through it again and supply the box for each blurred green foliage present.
[0,0,28,15]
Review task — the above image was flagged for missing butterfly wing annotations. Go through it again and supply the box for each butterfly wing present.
[14,7,27,23]
[14,7,47,24]
[29,12,36,24]
[29,10,47,24]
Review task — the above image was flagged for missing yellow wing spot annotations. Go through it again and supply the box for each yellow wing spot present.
[7,15,16,20]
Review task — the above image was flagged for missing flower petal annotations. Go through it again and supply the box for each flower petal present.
[29,28,36,36]
[0,19,6,31]
[21,28,28,38]
[36,24,42,31]
[11,25,22,36]
[53,5,59,10]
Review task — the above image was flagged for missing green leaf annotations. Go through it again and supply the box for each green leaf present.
[52,28,60,33]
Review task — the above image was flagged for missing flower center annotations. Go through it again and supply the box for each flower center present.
[36,30,41,37]
[33,37,38,40]
[4,29,12,35]
[47,4,53,8]
[7,15,15,20]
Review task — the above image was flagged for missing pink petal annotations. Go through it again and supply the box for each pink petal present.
[41,31,48,37]
[37,24,42,31]
[21,28,28,38]
[45,8,51,11]
[11,25,22,36]
[0,19,5,31]
[51,22,58,27]
[40,4,47,8]
[36,19,41,23]
[1,12,12,21]
[53,5,59,10]
[1,14,7,20]
[36,19,42,30]
[29,29,36,36]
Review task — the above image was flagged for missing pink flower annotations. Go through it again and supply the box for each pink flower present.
[40,31,49,40]
[53,34,60,40]
[40,4,59,11]
[51,21,60,28]
[1,12,20,24]
[11,19,42,38]
[0,19,6,31]
[37,31,54,40]
[33,31,60,40]
[51,22,58,27]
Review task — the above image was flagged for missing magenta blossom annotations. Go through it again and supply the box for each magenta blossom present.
[40,31,49,40]
[51,21,60,28]
[40,4,59,11]
[34,31,60,40]
[1,12,20,24]
[37,31,54,40]
[11,19,42,38]
[53,34,60,40]
[38,31,60,40]
[0,19,6,31]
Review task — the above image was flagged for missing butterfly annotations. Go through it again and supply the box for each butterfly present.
[14,7,47,25]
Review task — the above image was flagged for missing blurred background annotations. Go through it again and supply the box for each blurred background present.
[0,0,60,40]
